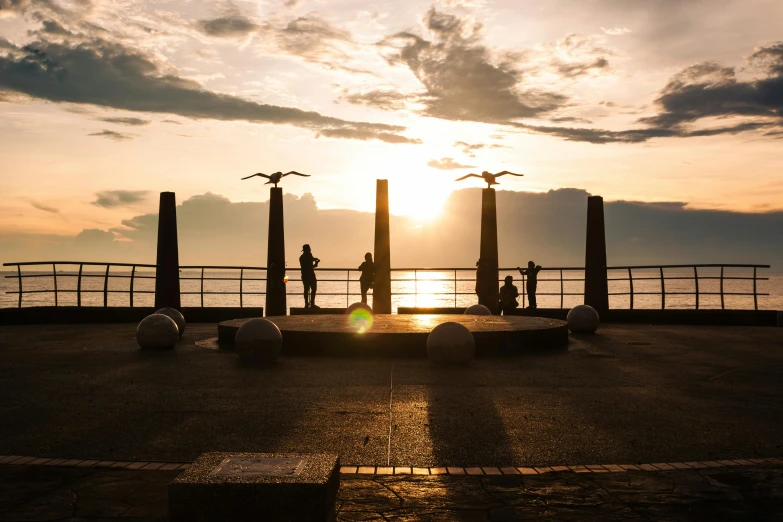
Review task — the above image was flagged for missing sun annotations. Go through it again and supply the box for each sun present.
[389,178,450,223]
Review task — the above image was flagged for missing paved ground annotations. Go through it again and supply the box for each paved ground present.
[1,462,782,521]
[0,323,781,468]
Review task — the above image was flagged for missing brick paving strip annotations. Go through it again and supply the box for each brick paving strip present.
[2,454,781,475]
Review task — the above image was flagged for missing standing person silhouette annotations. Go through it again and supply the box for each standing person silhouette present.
[518,261,542,309]
[358,252,374,304]
[299,244,320,309]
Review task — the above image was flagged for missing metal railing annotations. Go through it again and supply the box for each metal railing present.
[2,261,770,310]
[607,264,770,310]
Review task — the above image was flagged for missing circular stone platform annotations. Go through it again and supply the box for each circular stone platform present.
[218,314,568,356]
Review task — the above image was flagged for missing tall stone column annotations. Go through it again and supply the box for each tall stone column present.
[478,188,499,313]
[265,187,287,316]
[373,179,392,314]
[584,195,609,313]
[154,192,181,309]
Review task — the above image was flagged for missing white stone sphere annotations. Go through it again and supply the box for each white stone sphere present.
[464,304,492,316]
[155,307,186,336]
[137,313,179,350]
[426,322,475,365]
[567,305,600,334]
[346,302,373,315]
[235,318,283,364]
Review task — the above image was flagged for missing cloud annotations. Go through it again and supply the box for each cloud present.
[4,189,781,270]
[601,27,631,36]
[316,128,422,144]
[516,42,783,143]
[30,200,59,214]
[92,190,150,208]
[99,117,150,126]
[196,15,259,37]
[88,130,133,141]
[0,0,30,13]
[337,89,413,111]
[453,140,507,157]
[0,33,418,144]
[550,116,593,124]
[427,157,476,170]
[377,8,569,123]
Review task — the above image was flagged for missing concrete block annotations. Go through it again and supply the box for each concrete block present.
[169,452,339,522]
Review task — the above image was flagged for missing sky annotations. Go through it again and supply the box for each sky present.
[0,0,782,267]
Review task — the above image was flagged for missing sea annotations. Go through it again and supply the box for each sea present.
[2,267,781,313]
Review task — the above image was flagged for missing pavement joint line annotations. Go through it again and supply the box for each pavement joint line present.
[2,456,781,475]
[386,363,394,467]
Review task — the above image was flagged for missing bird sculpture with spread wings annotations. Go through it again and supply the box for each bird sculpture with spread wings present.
[241,171,310,188]
[455,170,523,188]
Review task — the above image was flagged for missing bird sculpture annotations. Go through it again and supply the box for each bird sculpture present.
[455,170,523,188]
[241,171,310,187]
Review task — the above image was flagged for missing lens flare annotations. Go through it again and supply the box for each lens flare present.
[283,275,288,283]
[348,308,373,334]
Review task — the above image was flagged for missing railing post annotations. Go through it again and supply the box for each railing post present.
[753,266,758,311]
[240,268,244,308]
[521,273,526,308]
[454,269,457,307]
[560,269,564,309]
[346,269,350,307]
[720,266,725,310]
[17,265,22,308]
[200,268,205,308]
[103,264,110,307]
[414,269,418,308]
[693,266,699,310]
[660,267,665,309]
[77,263,83,307]
[52,263,58,307]
[628,268,634,310]
[130,265,136,307]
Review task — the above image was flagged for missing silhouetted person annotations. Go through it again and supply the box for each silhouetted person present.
[299,244,320,308]
[518,261,542,309]
[358,252,374,304]
[499,275,519,315]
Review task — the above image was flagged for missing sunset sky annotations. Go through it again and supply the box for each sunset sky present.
[1,0,782,265]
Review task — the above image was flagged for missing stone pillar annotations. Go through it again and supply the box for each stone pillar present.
[584,195,609,313]
[478,188,499,313]
[154,192,181,309]
[373,179,392,314]
[265,187,287,316]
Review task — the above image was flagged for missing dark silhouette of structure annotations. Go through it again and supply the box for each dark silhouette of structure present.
[584,196,609,313]
[359,253,374,304]
[373,180,392,313]
[154,192,181,309]
[241,171,309,188]
[499,275,519,315]
[455,170,523,188]
[299,244,320,309]
[242,170,311,316]
[477,189,500,313]
[264,188,287,315]
[519,261,542,309]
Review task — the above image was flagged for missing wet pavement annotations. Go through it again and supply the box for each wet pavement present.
[0,323,782,467]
